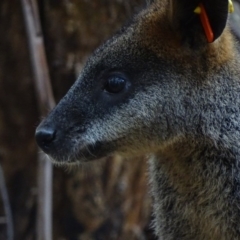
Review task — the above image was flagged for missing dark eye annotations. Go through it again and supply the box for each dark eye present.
[104,76,126,93]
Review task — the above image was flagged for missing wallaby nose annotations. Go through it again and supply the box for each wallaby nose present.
[35,127,56,153]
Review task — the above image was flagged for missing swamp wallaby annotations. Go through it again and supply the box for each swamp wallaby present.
[36,0,240,239]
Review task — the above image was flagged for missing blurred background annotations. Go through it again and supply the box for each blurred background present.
[0,0,239,239]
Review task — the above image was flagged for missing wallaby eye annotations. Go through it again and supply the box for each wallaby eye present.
[104,76,126,94]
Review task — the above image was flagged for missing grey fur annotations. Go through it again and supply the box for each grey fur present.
[36,0,240,239]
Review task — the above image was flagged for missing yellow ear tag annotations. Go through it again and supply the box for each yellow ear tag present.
[194,6,201,14]
[229,0,234,13]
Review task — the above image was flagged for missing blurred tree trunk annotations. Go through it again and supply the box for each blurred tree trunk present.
[0,0,155,239]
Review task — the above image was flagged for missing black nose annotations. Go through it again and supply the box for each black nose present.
[35,127,56,153]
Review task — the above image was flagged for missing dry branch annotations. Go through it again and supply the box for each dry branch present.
[0,165,13,240]
[21,0,55,239]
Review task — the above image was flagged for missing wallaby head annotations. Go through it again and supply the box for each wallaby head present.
[36,0,238,164]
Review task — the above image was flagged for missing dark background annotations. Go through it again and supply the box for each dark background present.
[0,0,239,239]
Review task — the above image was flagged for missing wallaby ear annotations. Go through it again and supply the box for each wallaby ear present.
[169,0,229,43]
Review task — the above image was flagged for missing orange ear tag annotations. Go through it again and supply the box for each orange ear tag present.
[194,3,214,43]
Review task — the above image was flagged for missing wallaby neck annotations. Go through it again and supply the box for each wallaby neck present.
[149,140,240,239]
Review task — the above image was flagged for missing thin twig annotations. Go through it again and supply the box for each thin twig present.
[0,165,14,240]
[21,0,55,239]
